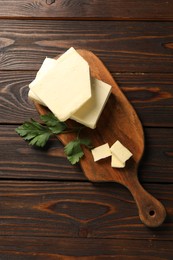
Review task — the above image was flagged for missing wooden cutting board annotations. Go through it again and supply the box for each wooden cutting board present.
[34,49,166,227]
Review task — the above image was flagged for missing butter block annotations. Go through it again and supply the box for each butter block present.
[28,90,44,105]
[110,140,132,163]
[29,58,57,104]
[71,77,111,129]
[30,47,75,89]
[28,47,75,104]
[28,48,112,128]
[111,154,125,168]
[30,58,56,89]
[91,143,111,162]
[30,48,91,121]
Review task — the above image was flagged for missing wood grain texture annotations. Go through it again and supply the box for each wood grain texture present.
[0,126,172,183]
[0,0,172,257]
[0,181,171,239]
[0,0,173,20]
[0,20,173,72]
[0,126,83,181]
[0,237,172,260]
[114,73,173,127]
[0,71,173,127]
[0,71,40,123]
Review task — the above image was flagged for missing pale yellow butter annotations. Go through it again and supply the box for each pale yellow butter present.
[71,77,111,129]
[28,57,57,105]
[110,140,132,164]
[111,154,125,168]
[28,48,112,129]
[30,48,91,121]
[29,47,75,89]
[91,143,111,162]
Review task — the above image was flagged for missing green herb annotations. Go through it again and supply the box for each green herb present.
[15,119,53,147]
[64,138,92,165]
[15,112,92,164]
[40,113,67,134]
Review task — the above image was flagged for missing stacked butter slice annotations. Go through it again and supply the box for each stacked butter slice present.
[28,47,112,129]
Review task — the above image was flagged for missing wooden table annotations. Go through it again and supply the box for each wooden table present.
[0,1,173,259]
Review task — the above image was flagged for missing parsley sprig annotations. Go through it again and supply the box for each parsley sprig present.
[40,113,67,134]
[64,137,92,165]
[15,112,92,164]
[15,119,52,147]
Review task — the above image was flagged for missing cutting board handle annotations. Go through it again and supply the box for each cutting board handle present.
[126,176,166,227]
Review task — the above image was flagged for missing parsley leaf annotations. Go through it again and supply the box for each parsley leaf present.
[64,138,92,164]
[16,112,92,164]
[64,140,84,164]
[79,138,93,149]
[40,113,67,134]
[15,119,52,147]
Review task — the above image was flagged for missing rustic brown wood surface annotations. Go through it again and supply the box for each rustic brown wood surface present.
[0,181,172,239]
[0,0,173,20]
[0,237,173,260]
[0,0,173,259]
[0,20,173,73]
[0,126,172,183]
[0,71,173,126]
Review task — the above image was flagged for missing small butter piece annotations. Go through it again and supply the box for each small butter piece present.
[110,140,132,163]
[111,154,125,168]
[71,77,111,129]
[30,48,91,121]
[91,143,111,162]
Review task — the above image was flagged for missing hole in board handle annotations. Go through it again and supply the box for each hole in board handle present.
[149,210,155,217]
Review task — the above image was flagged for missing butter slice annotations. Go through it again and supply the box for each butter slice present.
[28,58,56,105]
[110,140,132,164]
[30,58,56,89]
[30,48,91,121]
[111,154,125,168]
[71,78,111,129]
[91,143,111,162]
[28,47,76,105]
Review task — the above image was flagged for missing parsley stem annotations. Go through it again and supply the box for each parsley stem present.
[61,126,81,135]
[76,127,85,139]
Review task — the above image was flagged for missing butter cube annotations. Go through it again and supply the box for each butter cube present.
[110,140,132,163]
[91,143,111,162]
[111,154,125,168]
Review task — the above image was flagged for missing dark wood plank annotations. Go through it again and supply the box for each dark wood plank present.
[1,71,173,127]
[0,181,172,239]
[0,20,173,72]
[0,71,40,123]
[0,126,172,182]
[140,127,173,183]
[0,0,173,20]
[114,73,173,127]
[0,124,83,181]
[0,237,172,260]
